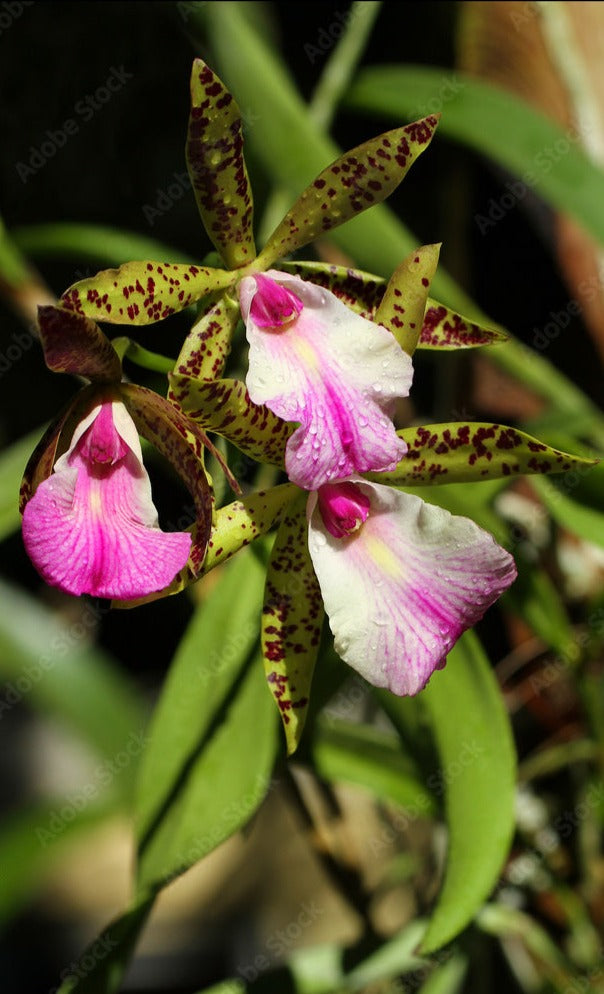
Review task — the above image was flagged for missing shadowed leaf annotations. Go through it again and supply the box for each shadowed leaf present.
[61,261,233,325]
[187,59,256,268]
[262,493,324,754]
[258,115,440,268]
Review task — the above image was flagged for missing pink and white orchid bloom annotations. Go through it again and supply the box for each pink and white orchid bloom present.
[307,478,517,695]
[22,400,192,600]
[239,270,413,491]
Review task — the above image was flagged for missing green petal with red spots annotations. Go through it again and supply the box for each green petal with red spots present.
[187,59,256,269]
[367,423,597,487]
[172,293,240,384]
[279,261,505,349]
[419,302,508,349]
[38,304,121,381]
[375,244,441,355]
[204,483,298,573]
[169,375,293,467]
[120,383,214,576]
[61,261,233,326]
[262,493,324,755]
[19,385,99,512]
[257,115,440,269]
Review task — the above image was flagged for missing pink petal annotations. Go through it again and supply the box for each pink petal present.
[22,402,191,599]
[240,270,413,490]
[307,480,517,695]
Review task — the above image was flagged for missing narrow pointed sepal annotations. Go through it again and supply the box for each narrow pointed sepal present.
[169,375,293,467]
[187,59,256,268]
[262,493,324,754]
[258,115,440,268]
[204,483,298,573]
[367,423,599,486]
[61,261,233,325]
[376,245,441,355]
[172,293,240,383]
[120,384,214,575]
[37,305,121,381]
[419,301,508,349]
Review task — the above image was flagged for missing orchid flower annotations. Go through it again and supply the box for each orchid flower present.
[20,305,218,601]
[238,269,413,490]
[307,478,517,696]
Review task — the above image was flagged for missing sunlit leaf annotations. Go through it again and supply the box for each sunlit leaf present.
[135,551,278,891]
[375,244,440,354]
[531,473,604,550]
[258,115,439,269]
[311,719,436,814]
[61,261,233,325]
[419,630,516,953]
[369,423,595,487]
[262,493,323,755]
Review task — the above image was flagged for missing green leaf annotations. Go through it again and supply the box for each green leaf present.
[61,261,233,325]
[344,920,430,989]
[0,427,46,541]
[13,222,196,266]
[172,293,240,382]
[135,550,278,891]
[262,492,324,755]
[258,114,439,269]
[419,630,516,953]
[376,244,440,355]
[187,59,256,268]
[203,483,297,573]
[368,423,595,487]
[531,473,604,550]
[170,375,293,467]
[419,954,468,994]
[503,555,576,660]
[112,337,174,374]
[347,65,604,249]
[38,304,121,382]
[311,719,436,814]
[0,578,144,763]
[56,894,154,994]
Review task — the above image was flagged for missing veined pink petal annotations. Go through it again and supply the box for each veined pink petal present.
[22,402,192,599]
[307,480,517,696]
[240,270,413,490]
